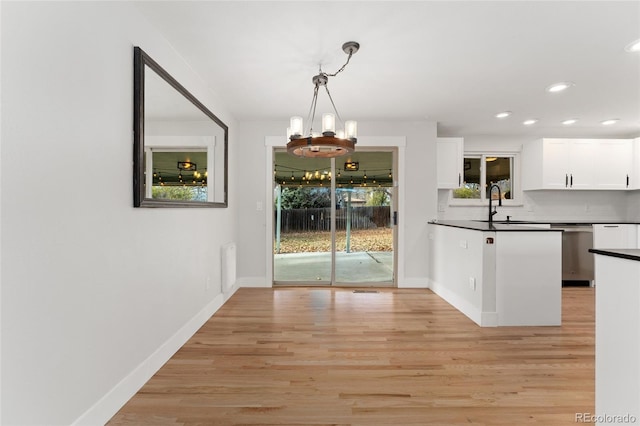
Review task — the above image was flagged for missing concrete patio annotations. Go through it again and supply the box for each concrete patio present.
[274,251,394,284]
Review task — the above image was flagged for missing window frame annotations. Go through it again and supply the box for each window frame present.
[448,151,522,206]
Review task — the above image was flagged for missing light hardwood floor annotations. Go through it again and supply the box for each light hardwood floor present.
[109,287,594,425]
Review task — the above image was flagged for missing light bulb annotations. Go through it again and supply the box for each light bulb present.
[290,116,303,137]
[322,113,336,135]
[345,120,357,140]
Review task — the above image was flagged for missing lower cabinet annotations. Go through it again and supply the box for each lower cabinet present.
[593,224,639,249]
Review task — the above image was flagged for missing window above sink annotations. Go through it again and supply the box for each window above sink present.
[449,151,522,206]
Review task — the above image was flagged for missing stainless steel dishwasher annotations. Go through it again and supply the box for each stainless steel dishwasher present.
[550,224,594,286]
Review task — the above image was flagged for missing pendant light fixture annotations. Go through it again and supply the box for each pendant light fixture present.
[287,41,360,158]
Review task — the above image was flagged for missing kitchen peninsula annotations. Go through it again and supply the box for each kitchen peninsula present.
[427,220,562,326]
[589,248,640,424]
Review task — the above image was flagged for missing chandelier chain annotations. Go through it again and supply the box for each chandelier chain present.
[325,51,354,77]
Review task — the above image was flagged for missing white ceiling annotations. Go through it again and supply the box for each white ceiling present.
[135,1,640,139]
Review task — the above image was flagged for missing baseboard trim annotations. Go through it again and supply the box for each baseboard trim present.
[428,278,491,327]
[72,287,237,426]
[237,277,430,289]
[398,277,429,288]
[237,276,271,287]
[481,312,499,327]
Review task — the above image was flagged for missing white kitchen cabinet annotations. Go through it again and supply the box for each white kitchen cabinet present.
[436,137,463,189]
[522,138,596,190]
[633,137,640,190]
[522,138,637,190]
[595,139,633,189]
[593,224,638,249]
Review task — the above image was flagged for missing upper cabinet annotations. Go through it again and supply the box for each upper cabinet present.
[633,138,640,190]
[436,137,463,189]
[522,138,633,191]
[595,139,633,190]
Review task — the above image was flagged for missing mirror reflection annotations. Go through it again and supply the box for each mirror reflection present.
[134,47,228,207]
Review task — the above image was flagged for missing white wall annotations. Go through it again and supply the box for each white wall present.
[235,120,437,287]
[627,192,640,222]
[0,2,3,422]
[437,135,633,222]
[1,2,237,425]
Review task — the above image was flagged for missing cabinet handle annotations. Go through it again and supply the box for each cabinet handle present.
[570,174,573,187]
[627,174,630,188]
[565,174,568,187]
[604,225,619,228]
[458,173,461,186]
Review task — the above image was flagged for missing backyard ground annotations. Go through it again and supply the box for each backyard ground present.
[275,228,393,253]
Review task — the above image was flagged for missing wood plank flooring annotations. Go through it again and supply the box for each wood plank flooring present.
[108,287,594,425]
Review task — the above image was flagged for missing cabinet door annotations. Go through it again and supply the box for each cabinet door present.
[436,137,463,189]
[542,139,570,189]
[595,139,632,190]
[633,138,640,190]
[568,139,597,189]
[593,224,638,249]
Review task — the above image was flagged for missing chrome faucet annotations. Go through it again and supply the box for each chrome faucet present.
[488,184,502,224]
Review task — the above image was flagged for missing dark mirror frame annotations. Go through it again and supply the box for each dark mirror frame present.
[133,46,228,208]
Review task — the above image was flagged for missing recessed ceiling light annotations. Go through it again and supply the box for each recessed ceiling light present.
[562,119,578,125]
[625,39,640,53]
[546,82,574,93]
[601,119,619,126]
[495,111,511,119]
[523,119,538,126]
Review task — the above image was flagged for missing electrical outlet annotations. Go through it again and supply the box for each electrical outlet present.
[438,203,445,212]
[469,277,476,290]
[459,240,468,249]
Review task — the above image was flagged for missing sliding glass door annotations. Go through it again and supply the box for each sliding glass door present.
[273,149,396,286]
[273,155,333,284]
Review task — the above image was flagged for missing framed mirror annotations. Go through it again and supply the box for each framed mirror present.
[134,46,228,207]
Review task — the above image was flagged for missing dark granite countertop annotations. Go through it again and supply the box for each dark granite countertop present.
[428,220,562,232]
[589,249,640,262]
[474,220,640,226]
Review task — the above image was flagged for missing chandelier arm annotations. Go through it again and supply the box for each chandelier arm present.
[306,84,320,136]
[324,85,344,125]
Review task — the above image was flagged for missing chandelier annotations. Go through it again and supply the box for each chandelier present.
[287,41,360,158]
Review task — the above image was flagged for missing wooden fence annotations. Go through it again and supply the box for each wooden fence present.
[276,206,391,232]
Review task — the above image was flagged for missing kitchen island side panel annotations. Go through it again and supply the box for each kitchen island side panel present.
[427,223,490,325]
[495,231,562,326]
[592,253,640,424]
